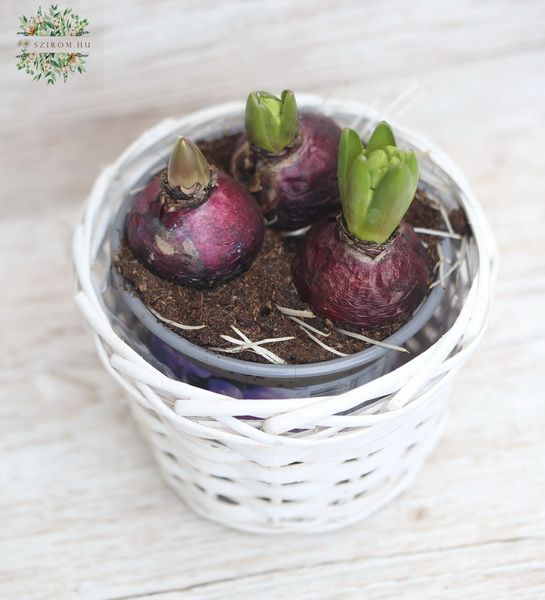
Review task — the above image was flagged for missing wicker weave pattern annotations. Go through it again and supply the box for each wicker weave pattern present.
[73,97,498,533]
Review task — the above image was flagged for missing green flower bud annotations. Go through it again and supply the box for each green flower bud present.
[337,122,419,243]
[245,89,298,153]
[367,149,388,173]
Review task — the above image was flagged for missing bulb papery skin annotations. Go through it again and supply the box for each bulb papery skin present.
[293,220,430,328]
[125,171,264,288]
[231,113,341,230]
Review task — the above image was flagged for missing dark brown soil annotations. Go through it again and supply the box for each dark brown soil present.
[198,132,240,173]
[449,208,471,236]
[114,134,450,365]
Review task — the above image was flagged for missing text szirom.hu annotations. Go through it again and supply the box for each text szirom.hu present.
[17,36,94,53]
[31,40,90,48]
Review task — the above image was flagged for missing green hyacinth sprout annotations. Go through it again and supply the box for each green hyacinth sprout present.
[338,122,419,244]
[245,89,298,153]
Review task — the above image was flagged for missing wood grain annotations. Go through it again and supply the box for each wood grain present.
[1,0,544,598]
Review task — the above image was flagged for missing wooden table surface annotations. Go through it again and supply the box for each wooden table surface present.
[1,1,545,598]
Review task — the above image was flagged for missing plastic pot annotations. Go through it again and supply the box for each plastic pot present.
[102,105,459,400]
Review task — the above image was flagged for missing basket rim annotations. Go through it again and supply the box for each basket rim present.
[73,95,499,436]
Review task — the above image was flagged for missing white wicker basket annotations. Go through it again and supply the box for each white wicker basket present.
[73,96,498,534]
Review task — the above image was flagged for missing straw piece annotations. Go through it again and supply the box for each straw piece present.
[288,316,330,337]
[297,325,348,357]
[275,305,316,319]
[264,215,278,226]
[413,227,462,240]
[208,346,247,354]
[429,259,462,289]
[280,225,312,238]
[226,325,287,364]
[220,334,295,348]
[335,328,409,354]
[209,346,282,361]
[438,203,455,235]
[437,244,446,289]
[147,306,206,330]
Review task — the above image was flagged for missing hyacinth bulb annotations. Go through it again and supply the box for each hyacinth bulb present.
[232,89,341,229]
[293,121,429,329]
[125,136,264,288]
